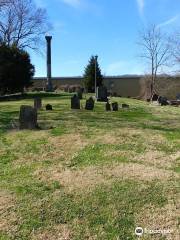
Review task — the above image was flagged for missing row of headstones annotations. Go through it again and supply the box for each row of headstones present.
[71,94,129,111]
[71,95,94,110]
[19,95,82,130]
[106,102,129,111]
[151,93,180,106]
[19,96,130,130]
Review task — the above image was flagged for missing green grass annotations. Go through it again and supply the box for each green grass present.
[70,142,145,167]
[0,92,179,239]
[51,125,68,136]
[1,180,168,240]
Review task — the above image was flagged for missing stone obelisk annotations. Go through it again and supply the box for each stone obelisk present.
[45,36,53,92]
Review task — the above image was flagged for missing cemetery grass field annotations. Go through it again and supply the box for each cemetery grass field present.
[0,93,179,240]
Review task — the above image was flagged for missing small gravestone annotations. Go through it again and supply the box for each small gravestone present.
[85,97,94,110]
[170,100,180,106]
[77,89,83,100]
[106,101,111,111]
[97,86,108,102]
[152,94,159,101]
[71,94,80,109]
[112,102,118,111]
[158,96,169,106]
[46,104,53,110]
[34,98,42,110]
[122,104,129,109]
[19,105,38,129]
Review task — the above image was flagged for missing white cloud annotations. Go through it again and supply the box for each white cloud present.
[157,15,179,28]
[136,0,144,16]
[61,0,81,8]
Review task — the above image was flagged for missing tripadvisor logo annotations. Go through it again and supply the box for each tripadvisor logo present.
[135,226,173,237]
[135,227,144,236]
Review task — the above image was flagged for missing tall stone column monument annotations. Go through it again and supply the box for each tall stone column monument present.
[45,36,53,92]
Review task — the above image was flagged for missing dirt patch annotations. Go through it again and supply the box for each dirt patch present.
[36,167,107,192]
[94,129,144,145]
[0,190,17,235]
[135,151,180,169]
[32,224,71,240]
[48,133,88,161]
[103,163,177,182]
[36,163,177,192]
[15,133,89,165]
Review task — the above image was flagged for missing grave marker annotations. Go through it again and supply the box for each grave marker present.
[19,105,38,129]
[85,97,94,110]
[46,104,53,110]
[97,86,108,102]
[71,94,80,109]
[34,98,42,110]
[112,102,118,111]
[106,101,111,111]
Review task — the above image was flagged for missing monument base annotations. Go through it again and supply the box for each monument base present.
[45,82,53,92]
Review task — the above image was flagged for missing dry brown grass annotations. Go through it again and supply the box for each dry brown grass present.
[135,201,179,240]
[1,96,179,239]
[0,191,17,235]
[94,128,144,145]
[35,163,178,193]
[134,151,180,169]
[31,224,71,240]
[47,133,88,163]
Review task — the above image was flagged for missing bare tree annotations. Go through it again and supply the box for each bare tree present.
[139,75,152,100]
[0,0,10,10]
[0,0,51,50]
[171,31,180,67]
[0,0,9,7]
[138,24,171,99]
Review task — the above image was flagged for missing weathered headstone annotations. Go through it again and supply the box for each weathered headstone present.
[112,102,118,111]
[152,94,159,101]
[85,97,94,110]
[170,100,180,106]
[71,94,80,109]
[97,86,108,102]
[106,101,111,111]
[46,104,53,110]
[158,96,169,106]
[34,98,42,110]
[19,105,38,129]
[122,104,129,109]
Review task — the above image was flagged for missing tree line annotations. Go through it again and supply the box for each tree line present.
[0,0,50,95]
[0,1,179,97]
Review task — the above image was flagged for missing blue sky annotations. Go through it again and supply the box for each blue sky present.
[32,0,180,76]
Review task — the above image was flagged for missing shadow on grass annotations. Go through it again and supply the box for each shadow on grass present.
[24,92,74,100]
[0,92,74,102]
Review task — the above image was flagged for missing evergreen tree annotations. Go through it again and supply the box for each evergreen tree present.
[0,44,35,95]
[83,56,103,92]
